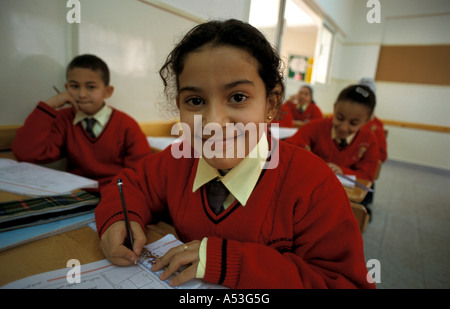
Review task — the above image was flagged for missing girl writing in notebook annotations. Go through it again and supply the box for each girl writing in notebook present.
[286,84,380,182]
[95,19,374,289]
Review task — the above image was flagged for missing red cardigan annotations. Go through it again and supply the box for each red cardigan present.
[286,118,380,181]
[12,102,152,190]
[286,100,323,122]
[95,139,375,289]
[365,116,387,162]
[272,104,294,127]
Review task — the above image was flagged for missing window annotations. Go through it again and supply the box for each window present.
[314,24,334,84]
[249,0,334,87]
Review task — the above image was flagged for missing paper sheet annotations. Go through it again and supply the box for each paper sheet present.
[0,159,98,197]
[270,126,298,140]
[336,174,356,188]
[2,234,223,289]
[146,136,179,151]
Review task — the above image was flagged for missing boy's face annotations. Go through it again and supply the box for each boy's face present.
[176,45,277,170]
[65,68,113,115]
[332,100,371,139]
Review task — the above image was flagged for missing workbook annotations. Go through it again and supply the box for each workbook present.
[1,234,225,289]
[0,159,98,197]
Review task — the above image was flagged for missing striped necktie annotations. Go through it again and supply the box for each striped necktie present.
[84,118,96,138]
[206,179,229,215]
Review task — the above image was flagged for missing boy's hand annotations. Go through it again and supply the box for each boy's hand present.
[152,240,201,287]
[100,221,146,266]
[45,92,79,113]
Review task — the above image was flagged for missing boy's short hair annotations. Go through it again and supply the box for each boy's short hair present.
[66,54,110,86]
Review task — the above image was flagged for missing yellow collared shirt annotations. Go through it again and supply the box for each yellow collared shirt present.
[192,132,269,208]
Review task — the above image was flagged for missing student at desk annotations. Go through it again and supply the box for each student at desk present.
[12,54,152,192]
[95,20,374,289]
[286,84,380,183]
[273,84,323,127]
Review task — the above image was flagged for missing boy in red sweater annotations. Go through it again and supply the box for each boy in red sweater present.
[96,20,375,289]
[286,84,380,182]
[12,54,151,191]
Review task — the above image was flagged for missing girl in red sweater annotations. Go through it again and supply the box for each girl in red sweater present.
[273,85,323,127]
[286,84,380,182]
[96,20,374,289]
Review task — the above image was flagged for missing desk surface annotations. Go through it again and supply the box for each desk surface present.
[344,178,371,203]
[0,221,176,287]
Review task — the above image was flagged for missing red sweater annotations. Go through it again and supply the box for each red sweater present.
[286,101,323,122]
[286,118,379,181]
[95,139,375,289]
[365,117,387,162]
[12,102,152,190]
[272,104,294,127]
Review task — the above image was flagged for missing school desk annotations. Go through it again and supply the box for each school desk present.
[0,214,176,287]
[344,178,372,203]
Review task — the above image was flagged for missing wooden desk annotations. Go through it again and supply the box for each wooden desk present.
[0,221,176,287]
[344,178,372,203]
[0,174,177,287]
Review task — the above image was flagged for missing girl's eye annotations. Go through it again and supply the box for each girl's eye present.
[186,97,204,106]
[230,93,248,104]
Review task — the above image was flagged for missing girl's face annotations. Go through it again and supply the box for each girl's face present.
[65,68,113,115]
[297,86,312,105]
[332,100,371,139]
[176,45,277,170]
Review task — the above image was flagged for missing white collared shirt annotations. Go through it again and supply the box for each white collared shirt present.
[331,126,355,146]
[73,104,112,137]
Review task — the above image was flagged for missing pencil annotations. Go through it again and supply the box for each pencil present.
[117,179,134,251]
[52,85,61,94]
[338,174,374,192]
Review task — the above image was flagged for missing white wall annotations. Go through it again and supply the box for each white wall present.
[312,0,450,171]
[0,0,250,124]
[0,0,69,124]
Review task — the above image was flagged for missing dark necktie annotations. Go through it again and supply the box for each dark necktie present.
[85,118,96,138]
[337,138,347,148]
[206,179,229,215]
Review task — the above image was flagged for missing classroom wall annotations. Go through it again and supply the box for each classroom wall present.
[0,0,250,125]
[312,0,450,171]
[2,0,449,171]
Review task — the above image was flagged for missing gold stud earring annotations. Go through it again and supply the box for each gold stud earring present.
[268,115,272,120]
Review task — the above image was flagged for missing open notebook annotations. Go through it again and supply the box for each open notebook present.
[0,159,98,197]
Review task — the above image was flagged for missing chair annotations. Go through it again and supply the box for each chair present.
[351,202,370,233]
